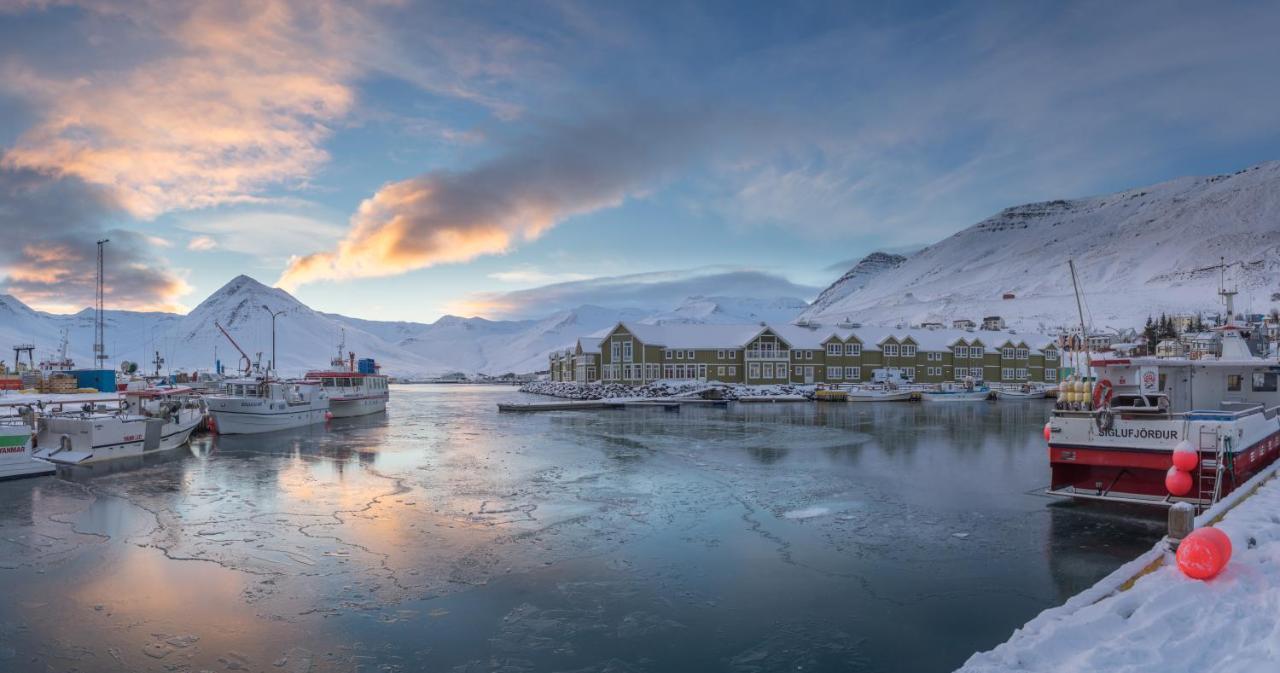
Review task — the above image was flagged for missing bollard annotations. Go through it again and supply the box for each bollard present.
[1167,501,1196,551]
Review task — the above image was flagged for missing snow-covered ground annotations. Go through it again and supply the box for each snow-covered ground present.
[960,464,1280,673]
[519,380,816,400]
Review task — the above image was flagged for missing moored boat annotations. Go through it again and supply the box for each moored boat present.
[1045,265,1280,509]
[304,352,388,418]
[0,413,54,479]
[33,387,205,465]
[846,387,914,402]
[995,383,1048,400]
[922,379,991,402]
[205,377,330,435]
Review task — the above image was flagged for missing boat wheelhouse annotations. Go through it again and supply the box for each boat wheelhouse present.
[0,412,54,479]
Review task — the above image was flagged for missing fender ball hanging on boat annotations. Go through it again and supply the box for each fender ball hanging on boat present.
[1165,466,1192,496]
[1176,527,1232,580]
[1043,422,1052,442]
[1172,445,1199,472]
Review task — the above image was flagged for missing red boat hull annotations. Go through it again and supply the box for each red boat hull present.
[1049,430,1280,503]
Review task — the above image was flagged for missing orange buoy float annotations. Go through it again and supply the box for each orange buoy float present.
[1165,466,1192,496]
[1172,445,1199,472]
[1176,527,1233,580]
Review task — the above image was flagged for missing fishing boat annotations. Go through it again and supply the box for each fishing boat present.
[0,412,54,479]
[205,377,330,435]
[995,383,1048,400]
[32,387,205,465]
[1045,260,1280,509]
[922,379,991,402]
[846,387,914,402]
[303,336,389,418]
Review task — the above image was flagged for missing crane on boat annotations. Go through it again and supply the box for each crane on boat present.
[214,321,254,375]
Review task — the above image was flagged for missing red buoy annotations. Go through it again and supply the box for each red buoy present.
[1176,527,1233,580]
[1043,422,1052,442]
[1172,447,1198,472]
[1165,467,1192,496]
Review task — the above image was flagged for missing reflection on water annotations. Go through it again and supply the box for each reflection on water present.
[0,385,1161,672]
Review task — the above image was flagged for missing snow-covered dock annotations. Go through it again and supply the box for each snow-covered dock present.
[959,461,1280,673]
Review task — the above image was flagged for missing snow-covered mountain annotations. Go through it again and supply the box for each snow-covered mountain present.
[640,296,810,325]
[0,277,808,378]
[803,161,1280,332]
[807,253,906,315]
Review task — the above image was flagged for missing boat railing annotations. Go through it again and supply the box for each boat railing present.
[1054,403,1275,422]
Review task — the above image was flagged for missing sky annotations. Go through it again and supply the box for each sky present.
[2,0,1280,322]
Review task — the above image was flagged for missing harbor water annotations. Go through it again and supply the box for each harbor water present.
[0,385,1163,672]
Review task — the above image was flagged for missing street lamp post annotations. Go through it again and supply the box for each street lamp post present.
[261,305,286,376]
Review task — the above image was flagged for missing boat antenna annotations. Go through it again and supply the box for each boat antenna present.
[1068,259,1091,380]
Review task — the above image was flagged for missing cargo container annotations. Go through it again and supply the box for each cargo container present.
[70,369,117,393]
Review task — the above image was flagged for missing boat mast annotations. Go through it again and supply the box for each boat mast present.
[1068,259,1091,380]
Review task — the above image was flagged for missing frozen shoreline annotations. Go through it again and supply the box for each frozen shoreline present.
[518,380,816,401]
[958,461,1280,673]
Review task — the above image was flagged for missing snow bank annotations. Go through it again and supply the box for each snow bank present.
[519,380,816,401]
[959,463,1280,673]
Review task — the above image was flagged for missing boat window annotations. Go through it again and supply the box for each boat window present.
[1253,372,1278,392]
[1227,374,1243,392]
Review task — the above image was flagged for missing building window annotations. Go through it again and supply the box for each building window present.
[687,350,695,359]
[902,345,916,357]
[748,363,760,379]
[928,366,942,377]
[664,349,672,359]
[1045,349,1058,361]
[826,343,841,356]
[1002,347,1014,359]
[1002,368,1013,380]
[763,363,774,378]
[611,342,620,360]
[1016,368,1027,380]
[845,343,861,356]
[676,350,684,360]
[729,366,737,376]
[904,367,915,379]
[1228,374,1243,392]
[953,348,965,359]
[844,366,860,380]
[717,366,725,376]
[1016,348,1028,359]
[827,366,842,379]
[717,350,725,359]
[1045,368,1057,382]
[623,341,633,361]
[806,351,814,360]
[884,344,899,357]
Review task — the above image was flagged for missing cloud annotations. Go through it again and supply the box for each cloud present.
[488,268,593,284]
[178,211,346,260]
[0,166,190,312]
[278,107,715,290]
[187,235,218,252]
[448,267,818,319]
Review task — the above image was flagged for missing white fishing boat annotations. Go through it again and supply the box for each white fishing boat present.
[995,383,1048,400]
[33,387,205,465]
[205,378,330,435]
[0,413,54,479]
[846,387,914,402]
[303,339,389,418]
[922,379,991,402]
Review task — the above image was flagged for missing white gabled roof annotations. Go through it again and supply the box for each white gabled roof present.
[577,336,602,354]
[616,322,764,349]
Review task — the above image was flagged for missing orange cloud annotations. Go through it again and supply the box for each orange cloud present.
[279,108,710,290]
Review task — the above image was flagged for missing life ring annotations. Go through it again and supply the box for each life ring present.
[1093,379,1114,409]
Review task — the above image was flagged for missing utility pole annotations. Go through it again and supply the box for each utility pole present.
[95,239,110,369]
[261,305,286,376]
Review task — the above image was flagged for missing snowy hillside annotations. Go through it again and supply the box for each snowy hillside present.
[807,253,905,315]
[640,296,809,325]
[803,162,1280,332]
[0,277,805,378]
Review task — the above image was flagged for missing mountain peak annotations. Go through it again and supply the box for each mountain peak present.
[807,251,907,313]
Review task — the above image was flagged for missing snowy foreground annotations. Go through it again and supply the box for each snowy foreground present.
[960,464,1280,673]
[519,380,816,400]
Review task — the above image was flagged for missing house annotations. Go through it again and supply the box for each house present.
[1155,339,1186,358]
[980,316,1005,331]
[920,321,944,330]
[952,319,976,330]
